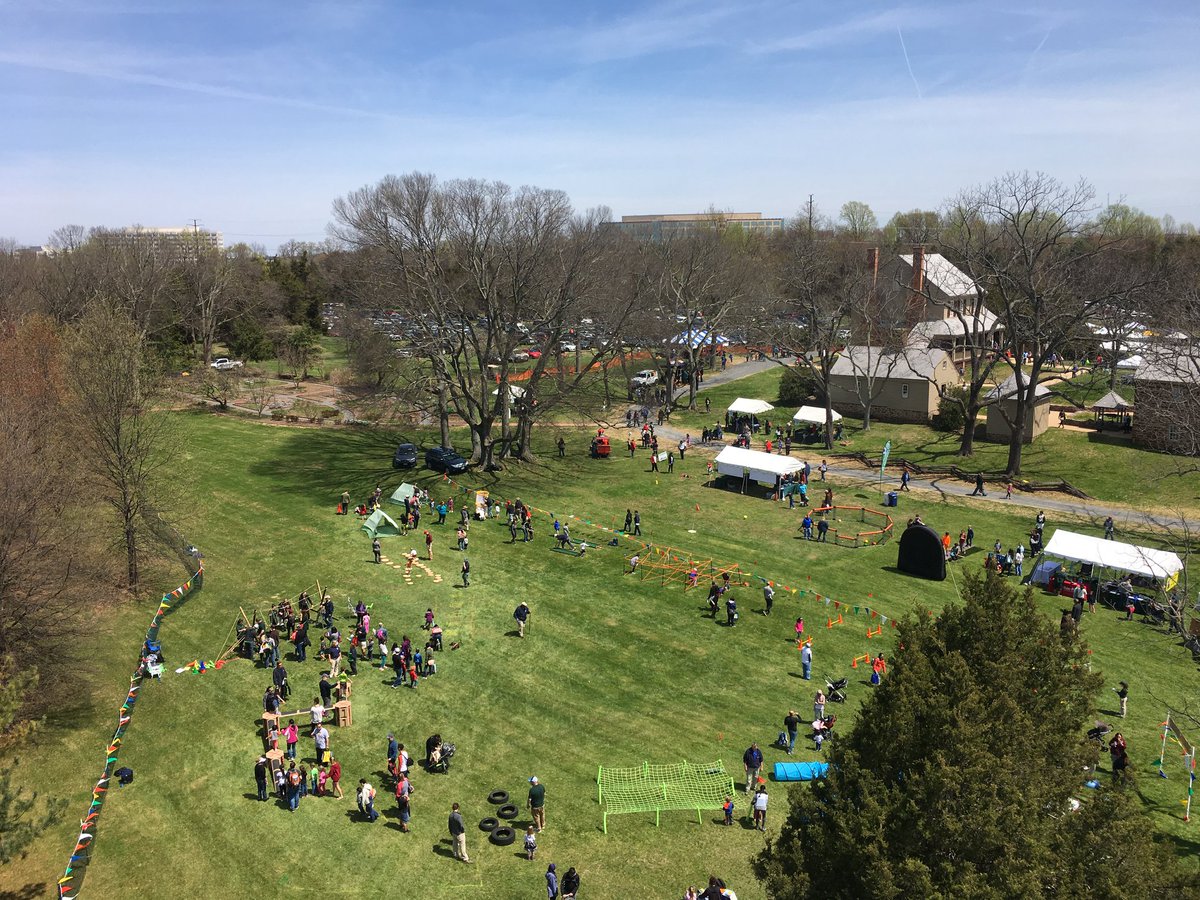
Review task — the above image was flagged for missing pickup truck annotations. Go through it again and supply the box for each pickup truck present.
[210,358,244,371]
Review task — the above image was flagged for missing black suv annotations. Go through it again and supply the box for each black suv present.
[392,442,418,469]
[425,446,469,475]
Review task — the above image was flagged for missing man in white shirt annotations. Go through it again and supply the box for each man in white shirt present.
[309,698,324,736]
[752,786,769,831]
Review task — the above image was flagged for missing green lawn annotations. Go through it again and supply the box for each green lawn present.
[5,413,1200,898]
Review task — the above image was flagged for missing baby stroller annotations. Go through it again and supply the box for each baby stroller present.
[1086,722,1111,749]
[825,676,848,703]
[425,734,456,774]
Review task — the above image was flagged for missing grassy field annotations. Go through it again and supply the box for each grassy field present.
[5,412,1200,899]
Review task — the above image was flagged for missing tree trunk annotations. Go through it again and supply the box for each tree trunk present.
[1108,363,1118,391]
[958,400,980,456]
[1005,400,1029,476]
[437,385,451,448]
[123,512,139,593]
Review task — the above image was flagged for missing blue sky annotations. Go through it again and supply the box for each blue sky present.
[2,0,1198,249]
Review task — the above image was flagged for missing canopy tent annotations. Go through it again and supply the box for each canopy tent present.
[388,483,417,504]
[727,397,775,415]
[1116,354,1144,369]
[793,405,842,424]
[669,329,729,350]
[1042,529,1182,589]
[714,445,803,488]
[361,509,402,539]
[491,384,526,400]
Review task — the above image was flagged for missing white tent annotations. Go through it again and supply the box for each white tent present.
[728,397,775,415]
[1116,354,1144,369]
[669,329,729,349]
[714,446,803,488]
[491,384,526,399]
[1042,529,1183,588]
[793,405,842,424]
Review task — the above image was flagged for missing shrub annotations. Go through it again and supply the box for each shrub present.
[932,388,967,432]
[779,365,817,406]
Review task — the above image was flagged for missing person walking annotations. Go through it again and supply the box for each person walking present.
[783,710,800,755]
[871,653,887,686]
[819,459,828,481]
[1104,516,1115,540]
[624,509,633,533]
[633,510,642,536]
[314,724,330,766]
[900,469,910,491]
[341,490,350,515]
[743,742,763,793]
[395,772,413,832]
[971,473,986,496]
[546,863,560,899]
[763,583,775,616]
[448,802,470,862]
[801,642,812,680]
[814,689,826,721]
[387,733,399,782]
[461,557,470,588]
[752,785,769,831]
[528,776,546,832]
[1114,681,1129,718]
[273,659,289,701]
[1109,733,1129,784]
[329,755,343,798]
[557,436,565,458]
[514,601,531,638]
[254,755,269,801]
[802,513,813,540]
[424,530,434,559]
[726,594,738,627]
[358,779,378,822]
[372,537,382,564]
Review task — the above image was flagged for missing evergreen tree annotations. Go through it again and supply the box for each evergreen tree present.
[756,571,1197,899]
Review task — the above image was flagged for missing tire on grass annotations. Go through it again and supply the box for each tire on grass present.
[496,803,519,820]
[487,790,509,805]
[490,826,516,846]
[479,816,499,832]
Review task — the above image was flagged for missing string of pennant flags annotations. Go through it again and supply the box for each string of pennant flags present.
[433,471,903,629]
[57,563,204,900]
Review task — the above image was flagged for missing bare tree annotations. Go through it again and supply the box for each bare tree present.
[332,172,631,467]
[940,172,1158,476]
[838,200,878,241]
[87,226,183,336]
[66,304,167,592]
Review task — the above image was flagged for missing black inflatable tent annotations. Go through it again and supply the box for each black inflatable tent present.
[897,523,946,581]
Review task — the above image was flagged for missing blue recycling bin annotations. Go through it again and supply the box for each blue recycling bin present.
[886,491,898,508]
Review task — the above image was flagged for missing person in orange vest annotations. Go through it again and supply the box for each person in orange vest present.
[942,532,952,559]
[871,653,887,686]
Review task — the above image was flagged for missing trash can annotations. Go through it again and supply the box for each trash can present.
[886,491,898,508]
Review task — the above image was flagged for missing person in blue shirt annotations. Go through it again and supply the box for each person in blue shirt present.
[802,514,814,540]
[743,743,763,793]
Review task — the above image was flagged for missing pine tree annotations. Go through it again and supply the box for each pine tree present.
[755,571,1198,899]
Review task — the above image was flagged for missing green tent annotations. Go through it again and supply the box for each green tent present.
[361,509,402,538]
[389,483,416,504]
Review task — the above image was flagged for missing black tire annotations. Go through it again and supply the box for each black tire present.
[496,803,518,820]
[479,817,499,832]
[490,826,516,846]
[487,790,510,805]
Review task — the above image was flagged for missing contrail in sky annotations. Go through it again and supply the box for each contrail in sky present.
[897,26,923,99]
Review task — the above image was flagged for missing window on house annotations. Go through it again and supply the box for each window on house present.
[901,383,910,399]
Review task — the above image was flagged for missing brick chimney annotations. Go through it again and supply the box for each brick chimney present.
[866,247,878,286]
[911,245,925,295]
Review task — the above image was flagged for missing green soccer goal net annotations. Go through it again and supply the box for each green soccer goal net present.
[596,760,735,833]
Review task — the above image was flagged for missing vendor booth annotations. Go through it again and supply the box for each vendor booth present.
[713,445,803,494]
[1037,528,1182,609]
[792,405,842,424]
[726,398,774,435]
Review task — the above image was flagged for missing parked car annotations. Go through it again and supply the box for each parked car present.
[510,350,531,362]
[209,358,244,371]
[527,349,543,359]
[559,342,577,353]
[392,442,418,469]
[630,369,659,388]
[425,446,469,475]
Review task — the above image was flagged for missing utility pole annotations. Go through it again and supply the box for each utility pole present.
[808,194,814,233]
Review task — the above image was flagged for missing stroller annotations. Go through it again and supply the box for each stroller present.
[425,734,456,774]
[1086,722,1112,749]
[826,676,848,704]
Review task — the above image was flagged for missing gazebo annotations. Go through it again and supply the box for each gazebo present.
[1092,390,1133,431]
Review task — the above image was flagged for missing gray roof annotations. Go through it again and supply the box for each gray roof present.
[1092,390,1133,411]
[1134,352,1200,385]
[900,252,977,298]
[986,373,1052,402]
[830,346,950,380]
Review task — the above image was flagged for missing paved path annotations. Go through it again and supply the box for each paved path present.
[648,358,1200,533]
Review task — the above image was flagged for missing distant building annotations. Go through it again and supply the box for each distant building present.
[985,374,1053,444]
[109,226,224,259]
[1132,352,1200,455]
[827,346,957,424]
[615,212,783,242]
